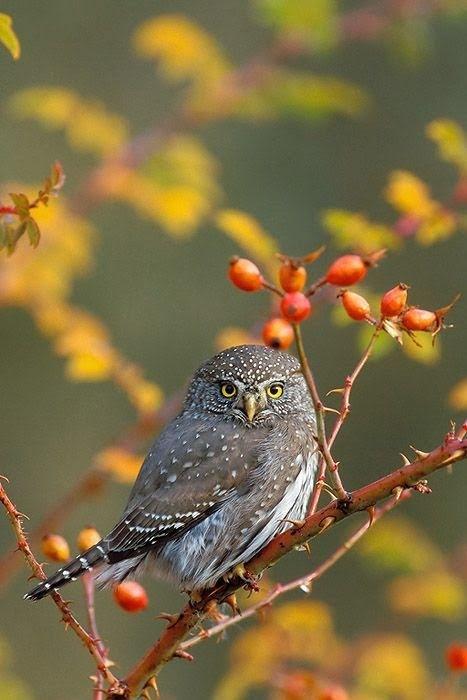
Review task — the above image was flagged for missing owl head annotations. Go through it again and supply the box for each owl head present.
[184,344,313,425]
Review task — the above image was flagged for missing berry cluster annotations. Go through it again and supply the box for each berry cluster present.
[41,527,149,613]
[228,250,457,348]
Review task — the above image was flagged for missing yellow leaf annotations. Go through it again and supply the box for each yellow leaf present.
[417,207,457,245]
[322,209,399,253]
[66,351,114,381]
[215,327,258,352]
[358,515,443,573]
[96,447,144,483]
[427,118,467,173]
[353,634,430,700]
[449,377,467,410]
[9,87,128,156]
[129,380,164,414]
[388,570,466,620]
[133,15,230,87]
[215,209,277,270]
[385,170,437,219]
[402,331,440,364]
[0,13,20,60]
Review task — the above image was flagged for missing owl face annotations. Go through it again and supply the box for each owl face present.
[185,345,313,425]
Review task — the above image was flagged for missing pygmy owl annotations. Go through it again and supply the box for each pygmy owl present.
[26,344,317,600]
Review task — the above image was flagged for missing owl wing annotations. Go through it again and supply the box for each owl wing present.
[104,415,266,558]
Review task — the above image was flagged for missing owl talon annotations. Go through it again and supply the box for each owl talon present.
[224,593,241,616]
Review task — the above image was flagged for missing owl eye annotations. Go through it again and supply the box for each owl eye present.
[220,382,237,399]
[267,383,284,399]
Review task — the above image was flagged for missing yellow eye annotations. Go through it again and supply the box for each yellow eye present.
[267,383,284,399]
[220,382,237,398]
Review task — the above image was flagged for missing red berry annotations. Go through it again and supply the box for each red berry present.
[228,257,263,292]
[446,643,467,672]
[113,581,148,613]
[341,290,371,321]
[319,686,349,700]
[41,534,70,563]
[279,262,307,293]
[326,255,366,286]
[401,308,437,331]
[380,283,408,317]
[262,318,294,350]
[280,292,312,323]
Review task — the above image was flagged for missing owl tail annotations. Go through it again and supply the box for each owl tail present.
[24,541,109,601]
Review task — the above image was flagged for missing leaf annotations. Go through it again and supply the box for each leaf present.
[26,217,40,248]
[388,570,466,620]
[0,13,20,60]
[215,209,277,269]
[357,515,443,573]
[353,634,430,700]
[402,331,441,364]
[427,118,467,173]
[133,14,230,87]
[235,70,369,122]
[8,192,30,218]
[96,447,144,483]
[9,87,128,156]
[255,0,339,52]
[449,377,467,410]
[385,170,437,218]
[322,209,399,253]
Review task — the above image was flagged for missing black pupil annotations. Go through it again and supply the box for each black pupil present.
[224,383,235,395]
[271,385,280,395]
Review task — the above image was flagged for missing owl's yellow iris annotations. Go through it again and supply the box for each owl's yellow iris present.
[220,382,237,398]
[267,383,283,399]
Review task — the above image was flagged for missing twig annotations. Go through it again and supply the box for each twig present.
[0,478,126,695]
[82,572,109,700]
[292,323,349,501]
[307,323,382,515]
[111,431,467,697]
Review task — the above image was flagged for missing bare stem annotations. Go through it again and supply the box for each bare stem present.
[292,323,349,501]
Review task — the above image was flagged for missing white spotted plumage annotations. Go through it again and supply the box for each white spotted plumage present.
[25,345,316,601]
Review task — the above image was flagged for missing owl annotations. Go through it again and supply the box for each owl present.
[26,344,317,600]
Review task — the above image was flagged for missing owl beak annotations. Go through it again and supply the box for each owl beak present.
[243,393,260,422]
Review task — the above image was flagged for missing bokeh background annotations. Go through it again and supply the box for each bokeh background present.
[0,1,466,698]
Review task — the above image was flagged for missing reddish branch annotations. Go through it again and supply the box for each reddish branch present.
[0,477,124,693]
[108,427,466,697]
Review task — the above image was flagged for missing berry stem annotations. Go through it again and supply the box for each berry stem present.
[292,323,349,502]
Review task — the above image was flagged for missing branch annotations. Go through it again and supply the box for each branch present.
[110,427,467,697]
[307,323,382,515]
[180,488,410,652]
[0,477,126,696]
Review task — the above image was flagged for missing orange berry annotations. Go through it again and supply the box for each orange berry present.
[341,290,371,321]
[280,292,312,323]
[76,526,101,553]
[41,534,70,563]
[402,308,437,331]
[326,255,366,286]
[279,262,307,293]
[446,643,467,672]
[262,318,294,350]
[228,257,263,292]
[380,283,408,317]
[319,685,349,700]
[113,581,148,613]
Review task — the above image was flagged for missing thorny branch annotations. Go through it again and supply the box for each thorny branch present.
[108,425,467,697]
[0,477,122,693]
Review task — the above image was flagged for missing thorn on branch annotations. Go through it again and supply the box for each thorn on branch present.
[409,445,430,459]
[318,516,336,533]
[399,453,411,466]
[156,612,179,626]
[173,649,194,662]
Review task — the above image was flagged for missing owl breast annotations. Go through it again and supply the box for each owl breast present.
[149,416,317,591]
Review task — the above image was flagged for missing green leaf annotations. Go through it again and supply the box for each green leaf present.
[0,13,20,60]
[6,220,27,255]
[26,217,40,248]
[255,0,339,52]
[8,192,30,218]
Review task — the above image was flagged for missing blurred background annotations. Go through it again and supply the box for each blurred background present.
[0,1,466,698]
